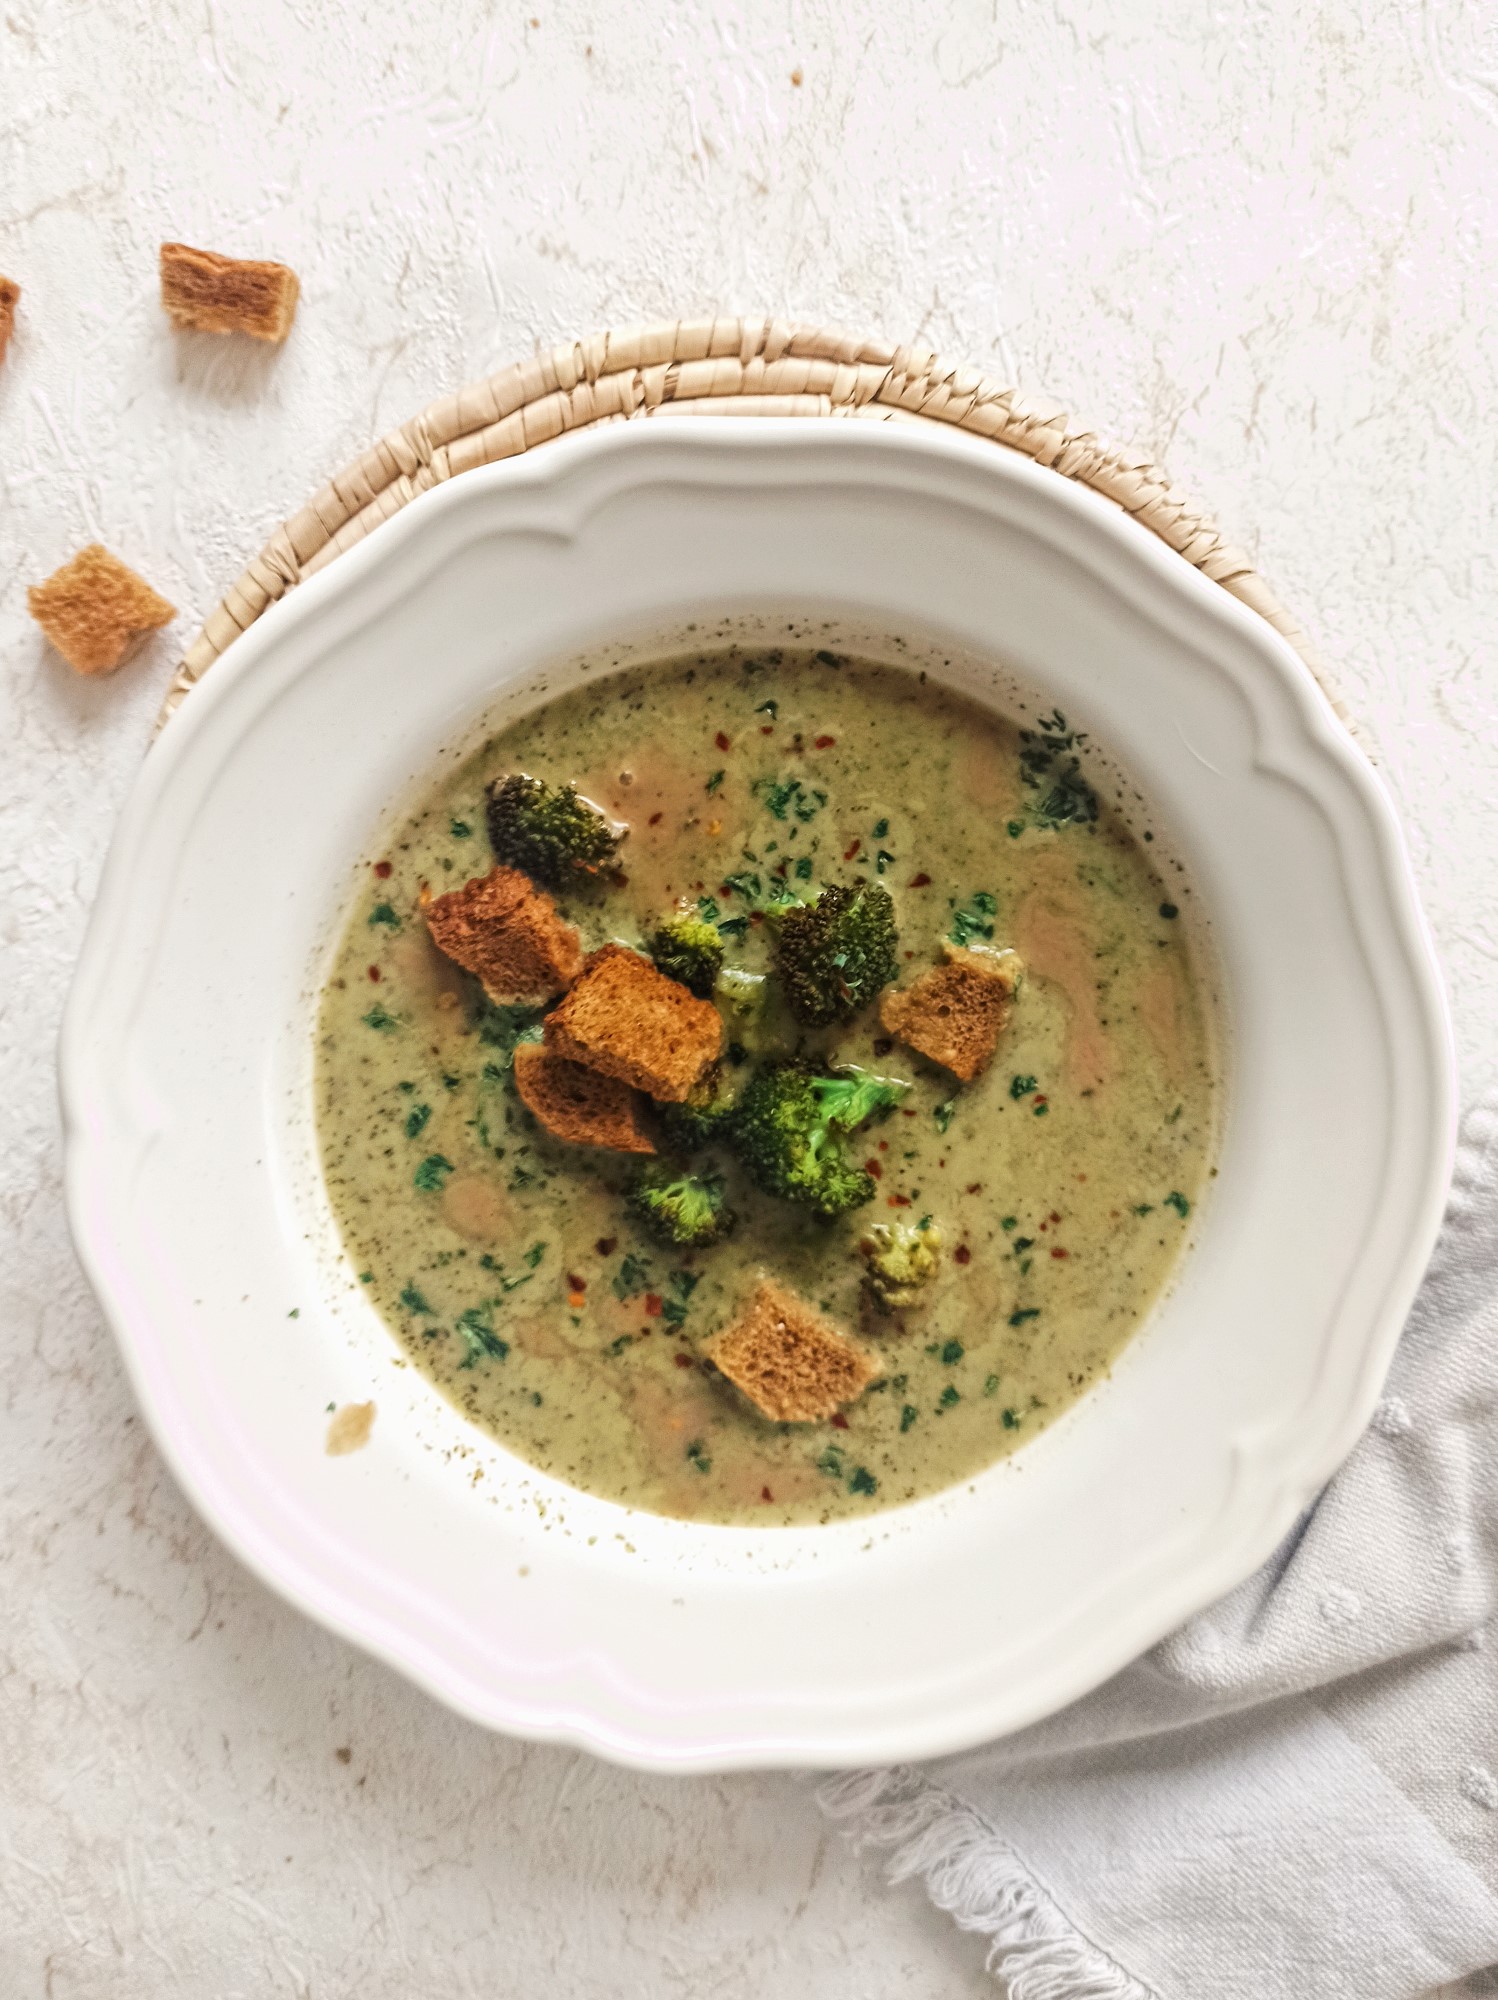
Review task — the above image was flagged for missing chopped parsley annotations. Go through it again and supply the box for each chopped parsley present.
[1164,1190,1191,1218]
[900,1404,919,1432]
[754,775,826,822]
[524,1241,547,1267]
[1009,1075,1038,1101]
[756,699,779,720]
[706,769,725,794]
[793,854,813,881]
[455,1303,509,1367]
[934,1099,956,1134]
[983,1374,1000,1397]
[848,1466,878,1496]
[450,816,473,838]
[404,1102,432,1139]
[940,1340,964,1365]
[361,1003,399,1032]
[685,1438,712,1474]
[872,817,890,839]
[368,902,401,929]
[398,1282,434,1316]
[412,1154,454,1192]
[613,1252,651,1300]
[1002,1407,1021,1429]
[1008,1307,1040,1327]
[938,1384,960,1408]
[1159,902,1179,921]
[1018,709,1099,828]
[949,890,998,947]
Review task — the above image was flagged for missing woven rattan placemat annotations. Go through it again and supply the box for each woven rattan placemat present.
[161,317,1340,728]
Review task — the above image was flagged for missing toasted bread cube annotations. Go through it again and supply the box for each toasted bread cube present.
[544,943,723,1102]
[27,545,175,675]
[159,241,299,342]
[879,944,1022,1083]
[705,1279,880,1424]
[513,1043,655,1154]
[424,865,583,1004]
[0,276,18,363]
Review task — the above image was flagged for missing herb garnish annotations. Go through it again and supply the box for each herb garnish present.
[949,890,998,947]
[455,1302,509,1367]
[413,1154,454,1192]
[404,1102,432,1139]
[368,902,401,929]
[399,1282,434,1315]
[361,1003,400,1032]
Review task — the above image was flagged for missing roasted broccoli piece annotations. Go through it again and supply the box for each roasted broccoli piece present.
[648,913,724,997]
[654,1068,739,1154]
[484,773,621,887]
[774,881,898,1025]
[628,1166,736,1247]
[729,1062,909,1218]
[860,1219,943,1311]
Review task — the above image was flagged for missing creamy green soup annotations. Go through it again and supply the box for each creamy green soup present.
[315,648,1217,1524]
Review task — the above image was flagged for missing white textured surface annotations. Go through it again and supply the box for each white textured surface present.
[2,3,1495,1994]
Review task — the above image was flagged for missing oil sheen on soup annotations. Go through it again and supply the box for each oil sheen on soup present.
[315,649,1217,1525]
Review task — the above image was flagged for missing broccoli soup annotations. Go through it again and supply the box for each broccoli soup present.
[315,648,1218,1525]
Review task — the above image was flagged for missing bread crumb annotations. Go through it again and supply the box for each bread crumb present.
[27,545,175,675]
[0,276,19,363]
[159,240,299,342]
[705,1279,879,1423]
[326,1402,375,1455]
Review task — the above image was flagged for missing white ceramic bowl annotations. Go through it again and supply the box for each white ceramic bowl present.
[62,420,1453,1771]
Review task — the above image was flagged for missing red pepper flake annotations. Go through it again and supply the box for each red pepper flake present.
[761,1485,774,1502]
[1051,1247,1069,1259]
[760,724,775,735]
[672,1350,694,1369]
[714,730,731,751]
[649,811,663,826]
[901,1108,918,1118]
[908,872,932,888]
[1039,1221,1048,1232]
[814,734,836,749]
[612,871,629,887]
[1049,1210,1062,1223]
[1076,1172,1088,1182]
[367,965,381,981]
[966,1183,982,1194]
[865,1159,883,1179]
[843,839,861,861]
[878,1140,889,1152]
[888,1193,912,1207]
[830,1411,849,1430]
[1034,1094,1048,1107]
[644,1293,663,1316]
[566,1274,586,1292]
[954,1244,972,1266]
[595,1237,617,1257]
[373,860,393,879]
[749,910,764,925]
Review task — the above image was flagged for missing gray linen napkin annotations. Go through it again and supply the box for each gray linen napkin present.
[822,1098,1498,1999]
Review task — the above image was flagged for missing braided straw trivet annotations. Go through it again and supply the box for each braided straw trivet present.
[160,317,1344,729]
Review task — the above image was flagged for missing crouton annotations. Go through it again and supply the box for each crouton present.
[513,1043,655,1154]
[27,545,176,675]
[704,1279,880,1424]
[0,276,18,363]
[879,944,1023,1082]
[159,241,299,342]
[544,943,723,1102]
[424,865,583,1003]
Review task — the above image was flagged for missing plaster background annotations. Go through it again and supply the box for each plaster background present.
[3,2,1496,1993]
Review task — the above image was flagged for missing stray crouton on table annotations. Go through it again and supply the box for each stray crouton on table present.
[159,241,299,342]
[27,545,175,675]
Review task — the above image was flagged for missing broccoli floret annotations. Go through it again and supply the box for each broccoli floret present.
[484,773,620,887]
[654,1069,739,1154]
[729,1062,909,1217]
[648,913,724,997]
[628,1166,735,1247]
[774,881,898,1025]
[861,1220,943,1311]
